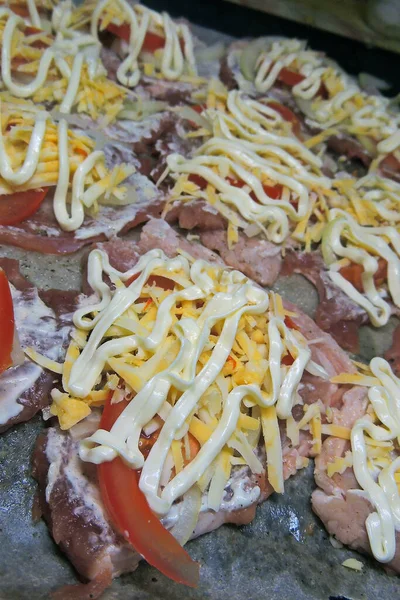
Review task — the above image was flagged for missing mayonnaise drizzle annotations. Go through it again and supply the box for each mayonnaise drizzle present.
[209,116,328,190]
[26,0,41,28]
[255,39,326,97]
[0,104,48,185]
[322,210,400,326]
[213,90,322,169]
[167,135,330,243]
[0,8,105,113]
[252,38,400,153]
[0,105,132,231]
[70,249,313,515]
[90,0,196,86]
[351,358,400,562]
[354,174,400,223]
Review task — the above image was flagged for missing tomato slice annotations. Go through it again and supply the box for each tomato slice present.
[106,22,187,55]
[186,104,207,128]
[11,56,29,68]
[0,268,15,375]
[184,433,200,466]
[106,23,166,52]
[278,68,305,87]
[380,153,400,176]
[24,26,43,35]
[187,175,283,200]
[261,183,283,199]
[24,25,50,48]
[281,353,294,366]
[142,31,166,53]
[0,188,49,226]
[339,258,387,293]
[188,173,208,190]
[9,3,47,18]
[105,22,131,43]
[26,26,51,49]
[98,396,199,587]
[228,177,283,200]
[125,273,176,290]
[268,101,302,138]
[278,67,327,98]
[191,104,206,114]
[8,3,30,17]
[284,315,300,331]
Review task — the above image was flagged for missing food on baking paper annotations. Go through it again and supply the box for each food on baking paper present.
[0,97,165,252]
[25,221,399,596]
[0,7,128,122]
[0,1,400,593]
[68,0,197,87]
[0,257,78,432]
[162,85,400,334]
[221,37,400,180]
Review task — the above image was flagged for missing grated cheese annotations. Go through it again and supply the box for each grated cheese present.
[50,248,317,517]
[342,558,364,572]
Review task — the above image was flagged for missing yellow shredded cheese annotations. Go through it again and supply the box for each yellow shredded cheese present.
[342,558,364,572]
[24,347,63,374]
[261,405,284,494]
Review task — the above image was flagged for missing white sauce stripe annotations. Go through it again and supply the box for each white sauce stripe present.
[251,38,400,151]
[90,0,196,86]
[0,101,133,231]
[0,7,126,122]
[322,210,400,326]
[350,358,400,562]
[52,249,315,515]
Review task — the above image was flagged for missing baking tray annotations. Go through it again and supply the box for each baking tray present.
[1,8,400,600]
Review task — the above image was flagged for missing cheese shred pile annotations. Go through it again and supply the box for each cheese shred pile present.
[0,96,134,229]
[330,360,400,564]
[250,38,400,161]
[60,0,198,87]
[168,85,400,325]
[0,8,127,122]
[30,248,327,516]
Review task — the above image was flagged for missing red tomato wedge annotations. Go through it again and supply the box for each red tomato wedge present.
[105,23,187,53]
[228,178,283,200]
[191,104,206,114]
[268,101,302,138]
[8,4,48,19]
[105,22,131,42]
[0,268,15,375]
[278,67,305,87]
[98,396,200,587]
[23,25,51,48]
[187,175,283,200]
[261,183,283,199]
[24,26,43,35]
[284,315,300,331]
[339,258,387,293]
[278,67,327,98]
[142,31,167,53]
[281,353,294,366]
[125,273,176,290]
[0,188,49,226]
[105,23,166,52]
[188,173,208,190]
[8,3,30,17]
[187,104,207,128]
[380,153,400,175]
[184,434,200,466]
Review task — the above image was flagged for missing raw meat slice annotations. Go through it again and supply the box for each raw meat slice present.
[0,258,78,432]
[0,170,163,255]
[282,250,368,353]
